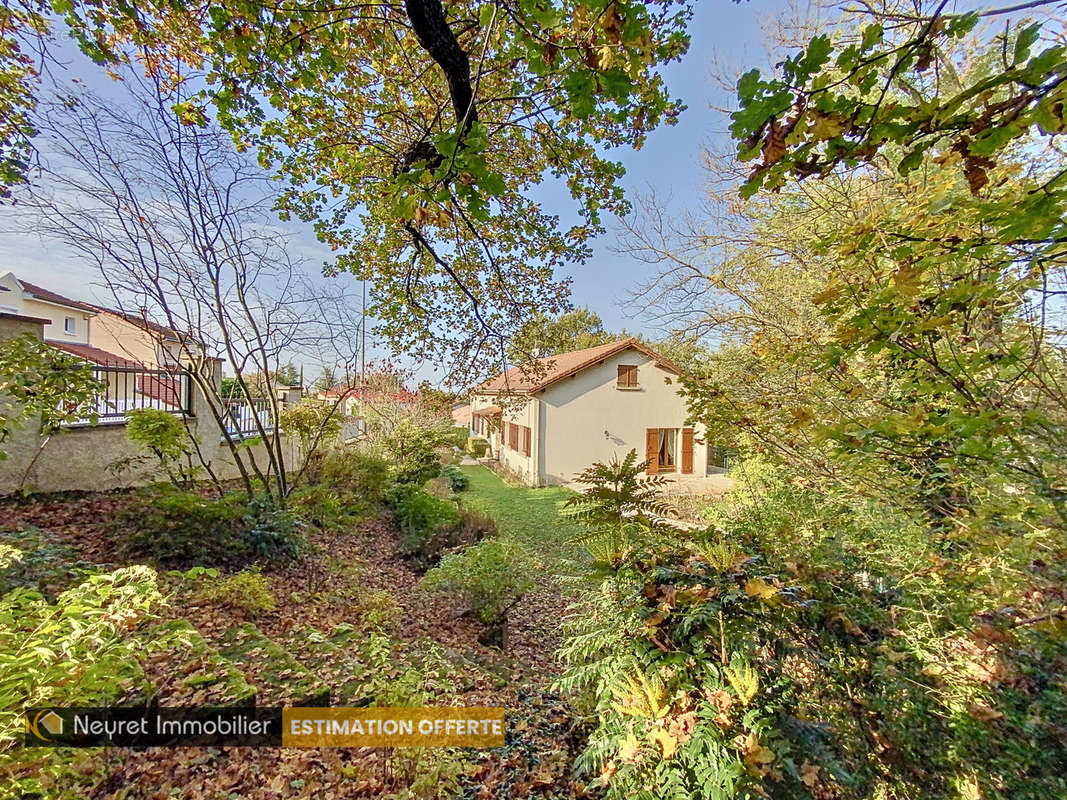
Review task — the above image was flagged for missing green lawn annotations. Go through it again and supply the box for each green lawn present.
[457,464,587,575]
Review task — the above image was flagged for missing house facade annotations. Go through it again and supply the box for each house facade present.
[0,272,94,345]
[470,338,713,486]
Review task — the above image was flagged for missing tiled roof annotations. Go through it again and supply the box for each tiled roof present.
[19,280,96,313]
[475,338,681,394]
[46,340,138,367]
[451,404,471,425]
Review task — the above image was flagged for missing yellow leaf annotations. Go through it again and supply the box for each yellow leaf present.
[649,728,678,759]
[745,578,778,601]
[617,733,641,763]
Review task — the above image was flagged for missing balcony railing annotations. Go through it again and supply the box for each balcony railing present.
[66,364,191,426]
[223,397,275,440]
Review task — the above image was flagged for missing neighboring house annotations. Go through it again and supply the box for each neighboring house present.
[83,304,187,367]
[470,337,717,487]
[0,273,188,420]
[0,272,94,344]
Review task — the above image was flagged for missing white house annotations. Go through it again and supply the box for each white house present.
[470,338,721,486]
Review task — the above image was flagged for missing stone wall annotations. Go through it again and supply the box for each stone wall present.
[0,313,299,495]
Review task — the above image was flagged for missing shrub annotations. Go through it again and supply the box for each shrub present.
[382,420,449,485]
[423,475,454,499]
[440,464,469,492]
[555,460,1067,800]
[393,489,461,565]
[287,484,372,532]
[194,565,277,616]
[113,488,306,568]
[451,427,470,449]
[422,539,534,648]
[465,437,489,458]
[280,400,343,456]
[123,407,201,488]
[315,449,392,504]
[456,508,497,543]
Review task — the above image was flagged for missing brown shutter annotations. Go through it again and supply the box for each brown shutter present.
[523,426,531,456]
[681,427,694,474]
[645,428,659,475]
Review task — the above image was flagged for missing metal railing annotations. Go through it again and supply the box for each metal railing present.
[223,397,275,439]
[67,364,191,426]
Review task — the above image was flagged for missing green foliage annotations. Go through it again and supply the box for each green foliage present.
[0,555,163,796]
[422,475,454,500]
[0,527,89,599]
[557,456,1067,800]
[311,448,391,505]
[731,9,1064,199]
[564,449,671,530]
[449,426,469,449]
[0,333,102,459]
[440,464,469,492]
[392,489,462,568]
[280,400,343,456]
[40,0,691,374]
[420,538,533,650]
[465,436,489,458]
[194,565,277,617]
[287,484,373,532]
[422,538,535,628]
[508,308,617,361]
[382,420,448,486]
[124,407,200,488]
[112,487,306,568]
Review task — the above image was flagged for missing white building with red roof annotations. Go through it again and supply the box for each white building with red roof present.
[470,337,715,486]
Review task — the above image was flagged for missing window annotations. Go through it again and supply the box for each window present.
[63,316,76,335]
[645,427,679,474]
[504,422,531,456]
[617,364,638,388]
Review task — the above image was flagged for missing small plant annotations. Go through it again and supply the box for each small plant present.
[456,508,497,542]
[465,437,489,458]
[393,489,462,568]
[123,407,201,488]
[194,565,277,616]
[440,464,469,492]
[422,539,535,649]
[288,484,372,532]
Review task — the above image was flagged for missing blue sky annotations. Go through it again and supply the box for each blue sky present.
[0,1,794,384]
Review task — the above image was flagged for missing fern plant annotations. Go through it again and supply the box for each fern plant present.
[563,449,672,535]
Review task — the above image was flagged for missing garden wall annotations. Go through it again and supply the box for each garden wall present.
[0,313,299,496]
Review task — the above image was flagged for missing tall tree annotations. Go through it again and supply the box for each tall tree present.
[21,71,361,505]
[5,0,695,380]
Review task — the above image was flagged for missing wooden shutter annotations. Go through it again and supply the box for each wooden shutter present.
[681,427,694,474]
[645,428,659,474]
[617,365,637,387]
[523,426,531,456]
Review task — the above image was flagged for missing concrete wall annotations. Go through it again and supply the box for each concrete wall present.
[0,314,298,495]
[0,272,92,344]
[538,348,708,485]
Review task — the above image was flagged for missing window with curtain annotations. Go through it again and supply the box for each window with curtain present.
[657,428,677,470]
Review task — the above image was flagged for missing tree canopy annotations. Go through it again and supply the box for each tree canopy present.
[6,0,695,381]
